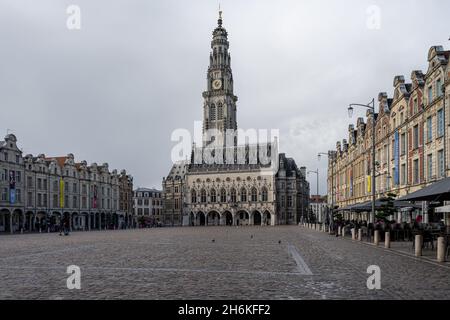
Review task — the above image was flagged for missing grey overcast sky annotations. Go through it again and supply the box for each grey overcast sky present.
[0,0,449,194]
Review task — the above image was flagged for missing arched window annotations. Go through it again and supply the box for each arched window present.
[200,189,207,203]
[191,189,197,204]
[230,188,236,203]
[210,104,216,121]
[210,189,217,203]
[220,188,226,203]
[262,187,268,202]
[240,188,247,202]
[251,187,258,202]
[217,103,223,120]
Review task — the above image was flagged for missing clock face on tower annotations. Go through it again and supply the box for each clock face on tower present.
[212,79,222,90]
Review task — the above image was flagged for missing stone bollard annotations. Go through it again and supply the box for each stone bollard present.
[341,227,345,238]
[338,226,342,236]
[415,235,423,257]
[351,228,356,240]
[358,229,362,241]
[385,232,391,249]
[437,237,446,262]
[374,230,380,246]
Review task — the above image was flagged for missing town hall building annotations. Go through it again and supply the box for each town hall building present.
[162,12,310,227]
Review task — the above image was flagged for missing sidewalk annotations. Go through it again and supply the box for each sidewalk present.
[388,241,449,265]
[300,224,450,267]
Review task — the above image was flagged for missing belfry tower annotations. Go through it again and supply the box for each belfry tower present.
[202,11,238,147]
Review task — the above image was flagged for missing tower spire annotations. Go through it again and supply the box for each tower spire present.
[218,5,222,27]
[203,10,238,147]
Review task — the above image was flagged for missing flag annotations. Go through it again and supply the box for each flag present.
[60,179,65,208]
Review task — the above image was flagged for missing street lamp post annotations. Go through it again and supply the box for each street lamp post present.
[348,98,376,224]
[308,169,319,224]
[308,169,319,197]
[318,152,334,231]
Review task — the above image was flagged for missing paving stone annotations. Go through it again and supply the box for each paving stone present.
[0,226,448,299]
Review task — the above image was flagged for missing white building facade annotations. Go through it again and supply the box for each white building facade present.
[134,188,163,226]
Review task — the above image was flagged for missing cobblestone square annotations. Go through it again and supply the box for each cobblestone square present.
[0,226,449,300]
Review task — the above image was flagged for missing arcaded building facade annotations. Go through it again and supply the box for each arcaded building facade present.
[328,45,450,217]
[0,134,133,233]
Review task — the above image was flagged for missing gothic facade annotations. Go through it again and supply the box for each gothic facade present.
[162,12,310,227]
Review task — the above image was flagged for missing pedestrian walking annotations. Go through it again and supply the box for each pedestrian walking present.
[59,219,63,236]
[64,218,70,236]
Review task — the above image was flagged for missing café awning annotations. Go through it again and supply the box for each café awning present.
[398,177,450,202]
[337,199,421,212]
[337,202,368,212]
